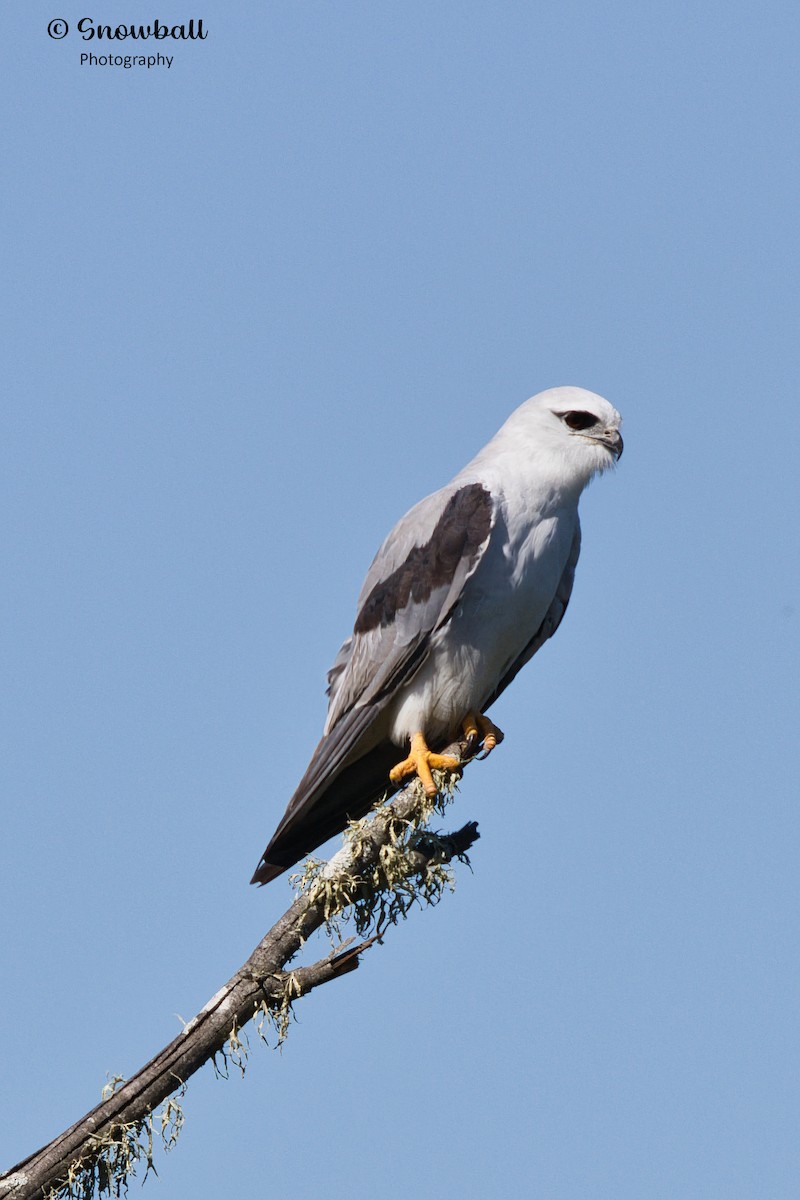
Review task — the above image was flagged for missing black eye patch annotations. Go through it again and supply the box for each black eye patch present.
[560,410,597,431]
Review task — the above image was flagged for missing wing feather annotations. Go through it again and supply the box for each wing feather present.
[325,480,496,727]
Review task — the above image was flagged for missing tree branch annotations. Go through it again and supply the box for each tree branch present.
[0,745,480,1200]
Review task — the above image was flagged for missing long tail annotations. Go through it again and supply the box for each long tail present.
[250,707,400,885]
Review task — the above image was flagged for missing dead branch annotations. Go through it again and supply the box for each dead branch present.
[0,744,480,1200]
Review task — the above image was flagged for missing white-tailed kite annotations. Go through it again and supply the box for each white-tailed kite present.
[251,386,622,885]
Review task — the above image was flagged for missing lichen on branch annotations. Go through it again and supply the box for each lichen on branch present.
[2,751,479,1200]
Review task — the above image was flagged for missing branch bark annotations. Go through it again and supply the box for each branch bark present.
[0,746,479,1200]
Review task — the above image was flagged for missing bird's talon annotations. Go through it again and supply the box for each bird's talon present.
[389,732,459,796]
[462,713,480,753]
[461,712,503,759]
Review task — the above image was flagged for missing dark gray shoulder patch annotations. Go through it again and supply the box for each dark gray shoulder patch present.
[354,483,493,635]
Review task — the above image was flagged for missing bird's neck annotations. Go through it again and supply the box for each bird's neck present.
[468,435,589,512]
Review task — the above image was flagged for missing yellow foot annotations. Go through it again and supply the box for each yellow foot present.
[389,731,460,798]
[462,711,504,759]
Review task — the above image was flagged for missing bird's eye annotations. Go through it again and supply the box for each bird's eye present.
[561,410,597,431]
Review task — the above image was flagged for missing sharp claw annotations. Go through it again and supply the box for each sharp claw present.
[389,733,459,795]
[389,757,415,785]
[462,712,480,757]
[477,735,497,760]
[463,713,503,759]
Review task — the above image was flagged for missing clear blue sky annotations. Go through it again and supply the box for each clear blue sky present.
[2,3,799,1197]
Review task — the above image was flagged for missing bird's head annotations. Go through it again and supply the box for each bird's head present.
[509,386,623,490]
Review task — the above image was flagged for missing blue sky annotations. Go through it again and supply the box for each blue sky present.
[2,3,799,1197]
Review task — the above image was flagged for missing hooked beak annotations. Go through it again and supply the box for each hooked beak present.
[599,429,623,460]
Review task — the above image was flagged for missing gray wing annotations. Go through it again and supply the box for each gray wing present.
[324,479,497,731]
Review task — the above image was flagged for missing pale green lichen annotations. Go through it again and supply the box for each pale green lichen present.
[44,766,468,1200]
[254,970,302,1048]
[291,767,462,938]
[46,1083,186,1200]
[213,1021,249,1079]
[217,967,301,1076]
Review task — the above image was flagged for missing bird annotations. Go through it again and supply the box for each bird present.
[251,386,622,885]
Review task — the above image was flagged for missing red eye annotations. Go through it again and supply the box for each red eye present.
[562,410,597,431]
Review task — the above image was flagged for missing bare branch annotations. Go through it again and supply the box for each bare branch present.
[0,745,480,1200]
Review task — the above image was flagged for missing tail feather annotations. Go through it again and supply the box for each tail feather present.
[250,697,464,887]
[249,736,400,886]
